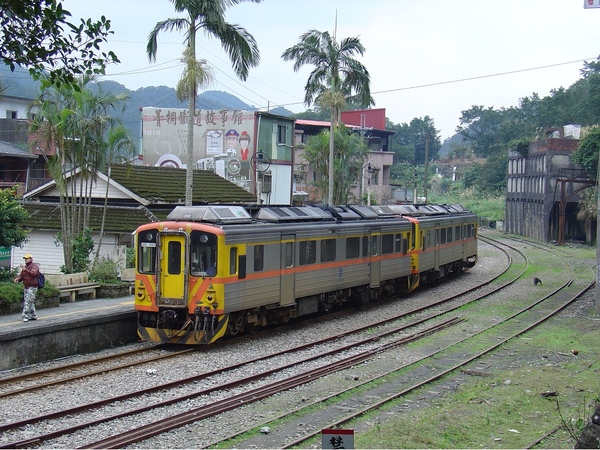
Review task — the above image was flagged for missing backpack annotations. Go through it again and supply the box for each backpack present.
[38,272,45,288]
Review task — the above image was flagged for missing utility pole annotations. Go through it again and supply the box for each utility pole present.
[596,151,600,315]
[424,131,429,203]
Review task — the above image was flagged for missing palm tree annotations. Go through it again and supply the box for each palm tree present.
[302,125,369,204]
[146,0,261,206]
[282,29,373,205]
[30,76,128,273]
[93,124,137,266]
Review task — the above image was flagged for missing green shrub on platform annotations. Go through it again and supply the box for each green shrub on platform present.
[0,282,60,307]
[89,256,120,283]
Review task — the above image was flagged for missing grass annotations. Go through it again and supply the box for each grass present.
[429,189,505,222]
[298,236,600,449]
[351,320,599,448]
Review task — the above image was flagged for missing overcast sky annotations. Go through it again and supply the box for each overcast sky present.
[62,0,600,140]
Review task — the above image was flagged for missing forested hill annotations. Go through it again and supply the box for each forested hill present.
[0,66,292,144]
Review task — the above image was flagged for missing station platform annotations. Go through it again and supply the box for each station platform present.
[0,296,138,372]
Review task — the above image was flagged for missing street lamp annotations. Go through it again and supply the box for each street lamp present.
[362,163,377,206]
[251,150,270,204]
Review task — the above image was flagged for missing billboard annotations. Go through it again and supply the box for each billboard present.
[141,107,256,192]
[584,0,600,7]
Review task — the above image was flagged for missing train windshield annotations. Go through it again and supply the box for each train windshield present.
[137,228,159,273]
[190,231,217,276]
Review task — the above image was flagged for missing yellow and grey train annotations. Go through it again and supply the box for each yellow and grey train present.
[133,203,478,345]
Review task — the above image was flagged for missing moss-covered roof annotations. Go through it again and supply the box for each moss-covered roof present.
[23,203,158,233]
[110,164,256,205]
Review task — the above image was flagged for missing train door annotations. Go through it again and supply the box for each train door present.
[369,228,380,288]
[280,234,295,305]
[434,222,441,271]
[156,231,188,308]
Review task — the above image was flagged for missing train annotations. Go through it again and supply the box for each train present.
[133,203,478,345]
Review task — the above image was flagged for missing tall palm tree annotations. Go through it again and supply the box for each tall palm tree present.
[30,76,127,273]
[282,29,373,205]
[146,0,261,206]
[93,124,137,266]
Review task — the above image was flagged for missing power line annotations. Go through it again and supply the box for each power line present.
[372,57,595,95]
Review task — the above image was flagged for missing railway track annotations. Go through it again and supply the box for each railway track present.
[1,235,592,448]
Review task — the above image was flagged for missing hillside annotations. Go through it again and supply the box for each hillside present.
[0,66,293,146]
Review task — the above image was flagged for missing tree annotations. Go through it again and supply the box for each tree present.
[147,0,261,206]
[389,117,441,165]
[0,0,119,87]
[29,76,128,273]
[573,126,600,181]
[282,29,373,205]
[0,187,29,249]
[301,125,369,204]
[93,124,137,266]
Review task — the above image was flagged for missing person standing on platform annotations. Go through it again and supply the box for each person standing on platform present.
[14,253,39,322]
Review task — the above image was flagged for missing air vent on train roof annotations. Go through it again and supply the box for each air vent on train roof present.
[347,204,395,219]
[255,206,334,223]
[417,204,450,215]
[167,205,253,224]
[386,204,421,216]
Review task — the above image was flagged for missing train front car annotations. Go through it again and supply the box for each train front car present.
[133,206,249,344]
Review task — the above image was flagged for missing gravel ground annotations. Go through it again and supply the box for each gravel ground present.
[4,235,594,449]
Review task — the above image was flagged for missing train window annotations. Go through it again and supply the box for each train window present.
[423,231,428,251]
[321,239,336,262]
[362,236,368,257]
[395,234,402,253]
[455,226,461,240]
[371,235,378,256]
[253,245,264,271]
[190,231,217,276]
[230,247,237,275]
[440,228,446,245]
[403,236,408,255]
[382,234,393,254]
[346,237,360,259]
[299,240,316,265]
[447,227,453,243]
[138,229,158,273]
[284,242,293,268]
[167,241,181,275]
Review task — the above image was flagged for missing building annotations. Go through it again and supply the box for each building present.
[505,126,594,243]
[293,108,395,204]
[139,107,294,205]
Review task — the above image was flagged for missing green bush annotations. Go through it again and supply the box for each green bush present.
[89,256,120,283]
[0,282,59,307]
[0,267,19,283]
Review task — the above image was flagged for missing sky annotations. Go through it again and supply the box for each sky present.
[61,0,600,141]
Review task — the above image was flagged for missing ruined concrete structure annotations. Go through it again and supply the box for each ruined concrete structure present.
[505,126,595,243]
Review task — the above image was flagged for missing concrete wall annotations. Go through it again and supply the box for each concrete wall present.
[0,311,137,371]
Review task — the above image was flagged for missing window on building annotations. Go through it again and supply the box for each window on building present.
[277,124,287,144]
[6,110,17,119]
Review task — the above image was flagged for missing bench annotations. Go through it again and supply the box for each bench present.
[45,272,101,302]
[120,268,135,294]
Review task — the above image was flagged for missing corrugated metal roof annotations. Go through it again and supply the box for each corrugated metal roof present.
[0,140,38,159]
